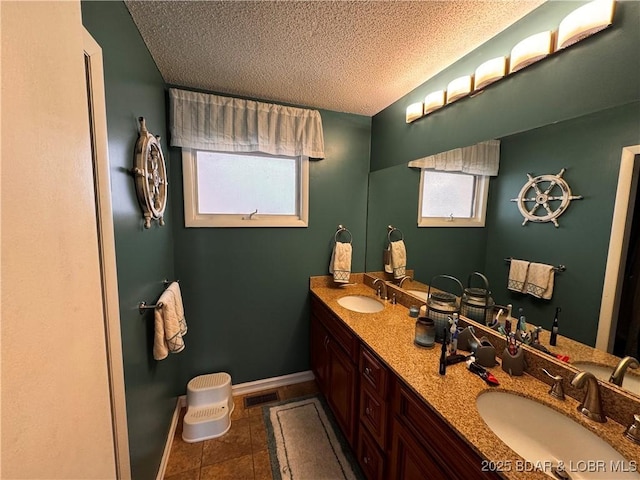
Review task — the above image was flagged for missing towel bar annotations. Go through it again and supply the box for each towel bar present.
[138,301,164,314]
[139,279,178,314]
[504,258,565,272]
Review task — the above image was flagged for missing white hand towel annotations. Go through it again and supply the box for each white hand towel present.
[153,282,188,361]
[329,241,352,283]
[524,263,555,300]
[390,240,407,280]
[507,259,530,293]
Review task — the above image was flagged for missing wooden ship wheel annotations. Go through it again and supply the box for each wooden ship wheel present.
[510,168,583,227]
[132,117,168,229]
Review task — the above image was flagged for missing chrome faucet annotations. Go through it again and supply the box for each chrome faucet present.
[398,275,413,287]
[372,278,387,301]
[609,356,639,387]
[571,371,606,423]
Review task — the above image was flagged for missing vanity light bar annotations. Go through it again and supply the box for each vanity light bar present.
[509,31,553,74]
[446,75,473,104]
[404,0,616,124]
[557,0,615,50]
[474,56,507,92]
[405,102,424,123]
[424,90,446,114]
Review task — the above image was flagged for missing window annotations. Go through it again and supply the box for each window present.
[182,149,309,227]
[417,170,489,227]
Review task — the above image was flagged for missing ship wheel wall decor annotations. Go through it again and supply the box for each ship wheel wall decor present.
[132,117,168,229]
[510,168,583,227]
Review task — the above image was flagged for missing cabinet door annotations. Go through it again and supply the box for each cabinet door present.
[390,419,450,480]
[327,338,358,446]
[310,315,329,391]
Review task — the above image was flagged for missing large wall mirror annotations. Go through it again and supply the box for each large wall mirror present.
[365,114,640,399]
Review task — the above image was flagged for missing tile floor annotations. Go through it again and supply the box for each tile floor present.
[164,380,320,480]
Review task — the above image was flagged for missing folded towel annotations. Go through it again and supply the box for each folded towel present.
[390,240,407,280]
[507,259,529,293]
[524,263,555,300]
[153,282,188,361]
[329,241,352,283]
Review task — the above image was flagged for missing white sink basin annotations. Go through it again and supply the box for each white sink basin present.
[337,295,384,313]
[572,362,640,395]
[406,290,428,301]
[477,391,639,479]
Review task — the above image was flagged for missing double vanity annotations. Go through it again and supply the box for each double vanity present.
[310,273,640,480]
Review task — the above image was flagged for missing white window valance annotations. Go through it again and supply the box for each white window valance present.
[169,88,325,158]
[407,140,500,176]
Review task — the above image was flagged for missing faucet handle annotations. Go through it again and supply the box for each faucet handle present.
[542,368,565,400]
[625,414,640,445]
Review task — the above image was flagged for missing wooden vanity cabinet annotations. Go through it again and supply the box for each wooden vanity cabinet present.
[390,379,502,480]
[310,296,358,447]
[310,294,502,479]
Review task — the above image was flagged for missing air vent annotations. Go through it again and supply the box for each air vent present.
[244,391,279,408]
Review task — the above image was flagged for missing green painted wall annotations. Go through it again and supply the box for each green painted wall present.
[367,1,640,347]
[484,102,640,346]
[82,3,181,479]
[170,109,371,386]
[366,164,489,287]
[83,3,370,477]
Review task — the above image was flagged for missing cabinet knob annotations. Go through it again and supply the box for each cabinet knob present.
[364,367,371,376]
[365,407,371,416]
[364,456,370,464]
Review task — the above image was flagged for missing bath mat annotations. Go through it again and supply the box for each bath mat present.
[263,394,364,480]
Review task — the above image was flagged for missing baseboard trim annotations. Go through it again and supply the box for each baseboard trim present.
[156,396,183,480]
[231,370,315,396]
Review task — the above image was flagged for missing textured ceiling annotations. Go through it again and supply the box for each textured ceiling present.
[125,1,545,116]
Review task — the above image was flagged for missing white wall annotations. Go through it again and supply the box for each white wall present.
[1,1,117,478]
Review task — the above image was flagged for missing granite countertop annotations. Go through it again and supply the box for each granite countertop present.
[310,275,640,480]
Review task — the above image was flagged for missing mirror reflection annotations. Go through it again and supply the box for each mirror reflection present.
[369,273,640,399]
[365,136,640,399]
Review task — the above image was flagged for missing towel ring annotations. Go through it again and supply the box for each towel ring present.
[335,225,353,244]
[387,225,404,243]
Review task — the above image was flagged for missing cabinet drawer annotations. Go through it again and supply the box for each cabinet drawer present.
[359,346,388,398]
[359,386,387,449]
[357,422,386,480]
[311,296,358,362]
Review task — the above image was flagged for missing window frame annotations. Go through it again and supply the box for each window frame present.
[416,169,490,227]
[182,148,309,228]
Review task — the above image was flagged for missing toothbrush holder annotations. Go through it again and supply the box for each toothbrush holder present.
[457,326,481,353]
[501,347,525,376]
[475,339,497,368]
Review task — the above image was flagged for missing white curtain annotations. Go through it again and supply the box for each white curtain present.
[169,88,325,158]
[407,140,500,176]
